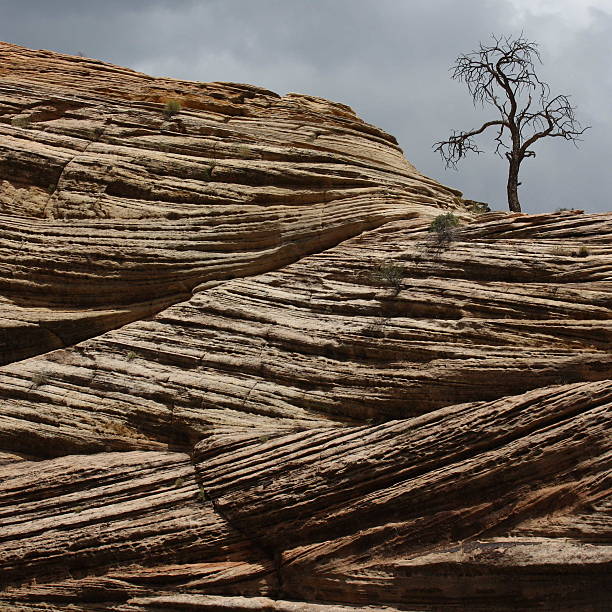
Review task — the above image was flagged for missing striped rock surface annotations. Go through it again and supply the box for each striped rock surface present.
[0,42,610,611]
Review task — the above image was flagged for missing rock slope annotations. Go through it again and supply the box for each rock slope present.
[0,42,610,611]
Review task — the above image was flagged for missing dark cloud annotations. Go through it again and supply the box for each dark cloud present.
[1,0,609,212]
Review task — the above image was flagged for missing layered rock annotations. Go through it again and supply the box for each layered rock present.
[0,41,459,366]
[0,42,610,611]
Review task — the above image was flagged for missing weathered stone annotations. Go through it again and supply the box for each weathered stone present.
[0,42,610,611]
[0,41,460,366]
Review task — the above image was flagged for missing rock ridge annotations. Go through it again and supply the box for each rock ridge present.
[0,43,610,611]
[0,41,462,366]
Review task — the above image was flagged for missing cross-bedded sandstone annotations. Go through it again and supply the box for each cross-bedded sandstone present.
[0,42,610,611]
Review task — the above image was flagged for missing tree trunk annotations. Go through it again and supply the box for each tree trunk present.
[507,157,522,213]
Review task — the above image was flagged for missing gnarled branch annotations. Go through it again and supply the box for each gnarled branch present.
[433,34,590,212]
[434,120,508,169]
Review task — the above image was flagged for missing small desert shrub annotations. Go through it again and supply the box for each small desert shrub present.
[11,115,31,128]
[31,372,49,388]
[371,261,404,292]
[106,421,144,439]
[236,144,251,157]
[575,245,590,257]
[126,351,137,361]
[550,245,570,257]
[466,200,490,214]
[430,212,460,233]
[428,212,460,249]
[174,477,185,488]
[163,99,182,118]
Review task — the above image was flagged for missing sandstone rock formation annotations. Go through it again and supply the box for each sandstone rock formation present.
[0,42,610,611]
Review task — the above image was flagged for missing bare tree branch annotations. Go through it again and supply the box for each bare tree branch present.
[433,34,589,212]
[434,120,508,169]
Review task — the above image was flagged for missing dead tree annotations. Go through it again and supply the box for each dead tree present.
[434,35,588,213]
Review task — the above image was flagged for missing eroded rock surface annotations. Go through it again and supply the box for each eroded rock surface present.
[0,41,459,367]
[0,42,610,611]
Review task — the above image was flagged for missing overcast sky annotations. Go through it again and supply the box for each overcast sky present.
[2,0,611,213]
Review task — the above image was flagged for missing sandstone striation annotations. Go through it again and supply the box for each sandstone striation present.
[0,41,459,367]
[0,42,610,611]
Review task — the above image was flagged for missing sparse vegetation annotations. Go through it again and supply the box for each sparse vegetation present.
[105,420,144,439]
[466,200,490,214]
[575,245,590,258]
[430,212,460,233]
[202,163,216,181]
[126,351,137,361]
[550,245,570,257]
[174,477,185,488]
[163,99,182,118]
[428,212,460,249]
[31,372,49,388]
[236,144,251,157]
[370,261,404,292]
[11,115,31,128]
